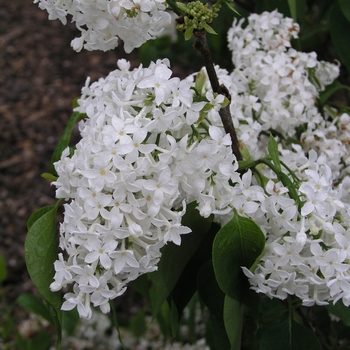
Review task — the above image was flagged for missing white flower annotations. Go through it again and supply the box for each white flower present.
[227,10,341,161]
[51,59,243,318]
[137,63,174,105]
[70,265,100,288]
[35,0,173,52]
[163,221,192,246]
[84,237,118,270]
[62,287,92,319]
[205,91,224,111]
[50,253,73,291]
[110,247,139,275]
[299,184,329,217]
[243,145,350,307]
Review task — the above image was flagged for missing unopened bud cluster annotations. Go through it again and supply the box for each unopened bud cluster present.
[187,1,217,22]
[176,0,219,34]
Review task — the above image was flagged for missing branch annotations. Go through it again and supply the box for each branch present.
[193,29,242,161]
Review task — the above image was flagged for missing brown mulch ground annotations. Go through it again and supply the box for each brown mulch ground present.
[0,0,141,305]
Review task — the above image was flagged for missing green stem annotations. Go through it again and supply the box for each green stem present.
[198,121,209,132]
[259,158,302,210]
[191,124,202,141]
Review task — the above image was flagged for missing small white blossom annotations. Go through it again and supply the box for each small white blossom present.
[34,0,173,52]
[51,60,242,318]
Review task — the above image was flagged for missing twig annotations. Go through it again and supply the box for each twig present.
[193,29,242,161]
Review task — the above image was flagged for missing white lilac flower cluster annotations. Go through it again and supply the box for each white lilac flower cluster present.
[51,9,350,317]
[33,0,172,52]
[242,146,350,307]
[51,59,244,318]
[225,11,350,307]
[226,10,346,172]
[301,111,350,179]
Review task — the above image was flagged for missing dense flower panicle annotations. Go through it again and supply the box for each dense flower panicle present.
[51,59,243,318]
[227,10,344,168]
[242,148,350,307]
[51,9,350,318]
[223,11,350,308]
[33,0,172,52]
[300,111,350,179]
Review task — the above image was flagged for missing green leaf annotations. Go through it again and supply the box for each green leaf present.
[212,210,265,308]
[110,300,126,350]
[295,0,307,27]
[239,143,253,161]
[176,2,188,13]
[195,70,208,94]
[202,21,217,35]
[130,310,147,338]
[169,298,180,337]
[24,201,63,348]
[287,0,297,21]
[259,158,302,210]
[49,111,84,175]
[17,294,54,325]
[260,319,321,350]
[149,202,213,317]
[170,223,220,319]
[198,262,230,350]
[27,204,56,230]
[206,315,231,350]
[198,260,226,321]
[185,26,193,41]
[319,79,350,105]
[221,96,230,109]
[238,160,258,171]
[224,296,244,350]
[41,173,58,181]
[0,253,7,282]
[339,0,350,23]
[72,97,79,109]
[268,135,281,173]
[154,300,172,338]
[327,300,350,327]
[16,330,51,350]
[224,1,240,16]
[277,171,302,210]
[196,102,212,124]
[330,2,350,72]
[62,308,80,336]
[128,274,151,304]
